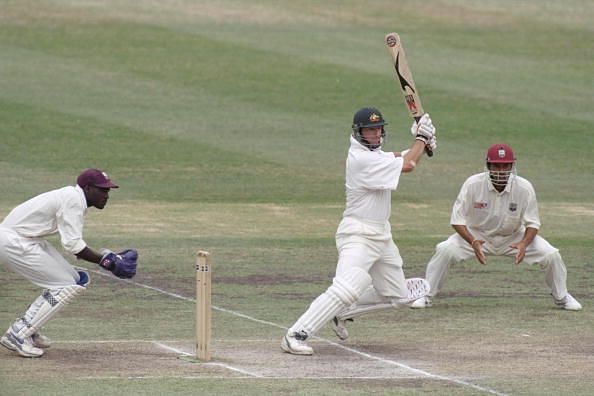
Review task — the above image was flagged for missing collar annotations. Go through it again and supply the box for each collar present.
[75,184,89,210]
[350,135,377,152]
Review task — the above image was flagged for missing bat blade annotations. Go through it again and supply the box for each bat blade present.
[385,32,433,157]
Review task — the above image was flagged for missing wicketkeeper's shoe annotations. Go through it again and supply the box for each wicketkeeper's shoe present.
[554,293,582,311]
[281,331,313,355]
[409,296,433,309]
[32,332,52,349]
[0,331,44,358]
[331,317,352,341]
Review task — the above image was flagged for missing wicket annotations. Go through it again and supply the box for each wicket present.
[195,250,212,361]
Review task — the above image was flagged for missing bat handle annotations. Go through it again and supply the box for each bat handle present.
[414,116,434,157]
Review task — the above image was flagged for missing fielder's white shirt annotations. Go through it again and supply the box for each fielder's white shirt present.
[451,172,540,242]
[0,185,88,254]
[342,136,403,223]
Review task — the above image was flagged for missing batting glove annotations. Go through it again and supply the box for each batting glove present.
[411,114,435,144]
[427,136,437,152]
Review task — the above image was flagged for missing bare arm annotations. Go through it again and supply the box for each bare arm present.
[452,224,487,265]
[396,140,426,173]
[395,114,436,173]
[75,246,104,264]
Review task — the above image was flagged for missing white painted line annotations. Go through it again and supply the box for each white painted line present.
[86,268,508,396]
[153,341,263,378]
[79,375,434,380]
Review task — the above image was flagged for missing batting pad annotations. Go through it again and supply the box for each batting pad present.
[289,268,371,337]
[337,278,430,321]
[14,285,86,339]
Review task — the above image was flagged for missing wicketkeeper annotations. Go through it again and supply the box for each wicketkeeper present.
[411,143,582,311]
[0,168,138,358]
[281,107,436,355]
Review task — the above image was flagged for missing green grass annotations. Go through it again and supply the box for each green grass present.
[0,1,593,395]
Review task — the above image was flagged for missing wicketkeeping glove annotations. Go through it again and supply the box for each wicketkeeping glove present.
[99,249,138,279]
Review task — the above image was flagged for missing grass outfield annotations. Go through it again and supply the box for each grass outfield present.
[0,1,593,395]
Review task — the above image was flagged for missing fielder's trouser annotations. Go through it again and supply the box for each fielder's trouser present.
[425,232,568,300]
[0,228,87,338]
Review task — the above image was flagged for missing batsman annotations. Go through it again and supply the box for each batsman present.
[281,107,436,355]
[0,168,138,358]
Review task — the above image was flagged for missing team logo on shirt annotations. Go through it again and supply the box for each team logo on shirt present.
[509,203,517,212]
[474,202,488,209]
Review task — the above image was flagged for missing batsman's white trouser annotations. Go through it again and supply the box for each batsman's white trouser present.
[288,217,410,337]
[0,227,82,288]
[288,267,371,336]
[425,232,568,299]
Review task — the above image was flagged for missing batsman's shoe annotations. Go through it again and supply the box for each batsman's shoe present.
[410,296,433,309]
[554,293,582,311]
[0,332,44,358]
[32,332,52,349]
[331,317,352,341]
[281,331,313,355]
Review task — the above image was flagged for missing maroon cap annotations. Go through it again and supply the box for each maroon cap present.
[486,143,515,164]
[77,168,119,189]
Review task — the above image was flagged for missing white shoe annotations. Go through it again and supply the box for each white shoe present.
[32,332,51,349]
[554,293,582,311]
[331,317,352,341]
[281,331,313,355]
[410,296,433,309]
[0,332,44,357]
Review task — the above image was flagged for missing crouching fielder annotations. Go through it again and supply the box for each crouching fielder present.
[410,144,582,311]
[0,169,138,358]
[281,107,435,355]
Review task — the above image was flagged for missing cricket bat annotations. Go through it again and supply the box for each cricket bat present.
[385,32,433,157]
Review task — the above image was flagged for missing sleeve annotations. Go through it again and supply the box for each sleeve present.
[522,182,541,230]
[350,151,403,190]
[56,192,87,254]
[450,179,471,226]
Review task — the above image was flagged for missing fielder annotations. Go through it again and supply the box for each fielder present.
[0,168,138,358]
[411,143,582,311]
[281,107,436,355]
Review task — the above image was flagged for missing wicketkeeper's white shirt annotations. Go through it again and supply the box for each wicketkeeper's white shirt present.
[342,136,403,224]
[1,185,88,254]
[451,172,541,242]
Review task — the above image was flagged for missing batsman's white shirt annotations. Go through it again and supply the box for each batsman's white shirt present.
[335,136,407,299]
[451,172,540,249]
[0,185,88,288]
[339,136,403,231]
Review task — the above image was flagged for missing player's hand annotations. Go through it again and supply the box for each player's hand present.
[471,239,486,265]
[427,136,437,152]
[412,114,435,144]
[510,241,527,265]
[410,113,434,136]
[99,249,138,279]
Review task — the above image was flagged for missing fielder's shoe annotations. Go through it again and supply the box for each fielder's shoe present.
[331,317,352,341]
[409,296,433,309]
[281,331,313,355]
[0,331,44,357]
[554,293,582,311]
[32,332,52,349]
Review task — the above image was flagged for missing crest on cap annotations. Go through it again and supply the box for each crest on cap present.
[369,113,380,122]
[498,148,506,158]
